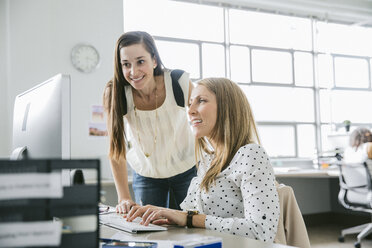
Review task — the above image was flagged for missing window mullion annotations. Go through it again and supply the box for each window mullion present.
[312,19,323,158]
[224,8,231,78]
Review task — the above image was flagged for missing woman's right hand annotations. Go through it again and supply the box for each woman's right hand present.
[116,199,137,214]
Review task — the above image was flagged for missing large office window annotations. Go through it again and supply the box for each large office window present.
[123,0,372,161]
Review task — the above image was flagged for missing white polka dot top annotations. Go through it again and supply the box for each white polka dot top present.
[180,143,280,242]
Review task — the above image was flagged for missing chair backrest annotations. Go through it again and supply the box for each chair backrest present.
[338,162,372,210]
[274,182,311,248]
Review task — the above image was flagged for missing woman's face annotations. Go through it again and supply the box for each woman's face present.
[188,85,217,140]
[119,43,157,90]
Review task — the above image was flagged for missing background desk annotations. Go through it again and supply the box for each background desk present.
[275,167,370,229]
[275,168,340,215]
[100,224,295,248]
[101,168,340,214]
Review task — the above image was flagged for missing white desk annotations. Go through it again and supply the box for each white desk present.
[101,168,341,213]
[274,168,339,178]
[100,224,295,248]
[274,167,341,215]
[102,168,339,183]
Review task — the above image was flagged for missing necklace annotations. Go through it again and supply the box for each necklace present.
[133,86,158,158]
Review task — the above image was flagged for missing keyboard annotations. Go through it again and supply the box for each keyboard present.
[99,213,167,233]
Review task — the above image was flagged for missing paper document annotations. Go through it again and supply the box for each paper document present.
[0,221,62,247]
[0,172,63,200]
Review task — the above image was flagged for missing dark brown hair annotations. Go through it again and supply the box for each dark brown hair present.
[104,31,164,160]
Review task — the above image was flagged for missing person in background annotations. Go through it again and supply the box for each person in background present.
[103,31,196,213]
[126,78,280,242]
[344,127,372,163]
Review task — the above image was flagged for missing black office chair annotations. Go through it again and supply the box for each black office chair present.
[337,161,372,248]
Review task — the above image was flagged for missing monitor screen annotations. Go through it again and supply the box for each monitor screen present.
[11,74,71,160]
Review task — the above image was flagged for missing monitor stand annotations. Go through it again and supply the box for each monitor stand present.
[10,146,72,187]
[10,146,27,160]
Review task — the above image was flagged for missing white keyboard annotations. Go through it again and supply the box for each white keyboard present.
[99,213,167,233]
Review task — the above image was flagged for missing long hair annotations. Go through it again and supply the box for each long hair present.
[349,127,372,151]
[104,31,164,160]
[196,78,260,192]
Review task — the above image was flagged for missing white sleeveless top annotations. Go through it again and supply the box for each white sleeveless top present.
[124,70,195,178]
[344,143,369,163]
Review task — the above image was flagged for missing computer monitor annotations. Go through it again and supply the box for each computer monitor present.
[11,74,71,160]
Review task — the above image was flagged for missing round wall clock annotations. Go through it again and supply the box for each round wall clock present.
[71,44,100,73]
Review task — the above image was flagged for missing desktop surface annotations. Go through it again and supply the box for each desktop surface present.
[274,167,339,178]
[100,224,295,248]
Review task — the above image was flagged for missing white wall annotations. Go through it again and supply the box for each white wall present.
[0,0,123,163]
[0,1,10,158]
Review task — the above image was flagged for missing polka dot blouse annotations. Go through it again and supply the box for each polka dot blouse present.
[180,143,280,242]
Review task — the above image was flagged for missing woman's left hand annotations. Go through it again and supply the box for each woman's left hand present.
[141,207,187,226]
[126,205,187,226]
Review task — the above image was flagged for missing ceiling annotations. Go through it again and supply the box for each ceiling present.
[179,0,372,26]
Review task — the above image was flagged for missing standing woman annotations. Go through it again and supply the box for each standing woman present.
[103,31,196,213]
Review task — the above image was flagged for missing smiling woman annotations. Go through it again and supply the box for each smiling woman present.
[188,85,218,140]
[126,78,280,242]
[103,31,197,214]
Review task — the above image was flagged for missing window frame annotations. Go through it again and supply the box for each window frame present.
[124,1,372,161]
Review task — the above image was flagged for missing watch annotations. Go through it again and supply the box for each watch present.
[186,210,199,228]
[71,44,100,73]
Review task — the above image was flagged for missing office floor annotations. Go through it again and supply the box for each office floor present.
[308,224,372,248]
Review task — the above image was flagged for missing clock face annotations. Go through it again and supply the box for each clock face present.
[71,44,100,73]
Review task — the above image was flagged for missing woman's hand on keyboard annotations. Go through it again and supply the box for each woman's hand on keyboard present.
[116,199,137,214]
[142,207,187,226]
[126,204,152,221]
[127,205,187,226]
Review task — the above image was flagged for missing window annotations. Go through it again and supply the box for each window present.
[241,85,314,122]
[124,0,372,161]
[230,45,251,83]
[294,52,313,87]
[251,49,293,84]
[316,22,372,56]
[317,54,333,88]
[156,40,200,79]
[334,57,369,88]
[229,9,312,50]
[259,125,295,157]
[123,0,224,42]
[202,43,225,78]
[320,90,372,123]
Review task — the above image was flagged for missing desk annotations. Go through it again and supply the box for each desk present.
[274,168,341,215]
[274,168,339,178]
[100,224,295,248]
[102,168,341,214]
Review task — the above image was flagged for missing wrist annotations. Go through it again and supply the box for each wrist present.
[118,198,132,203]
[180,212,188,226]
[186,210,199,228]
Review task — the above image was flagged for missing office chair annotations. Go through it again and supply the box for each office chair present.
[337,162,372,248]
[274,181,311,248]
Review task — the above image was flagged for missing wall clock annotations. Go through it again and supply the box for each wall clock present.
[71,44,100,73]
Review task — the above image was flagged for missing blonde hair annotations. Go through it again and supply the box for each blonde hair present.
[196,78,260,192]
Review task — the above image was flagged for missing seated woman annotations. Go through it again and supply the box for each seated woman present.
[344,127,372,163]
[126,78,280,242]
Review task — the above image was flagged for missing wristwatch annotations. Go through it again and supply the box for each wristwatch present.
[186,210,199,228]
